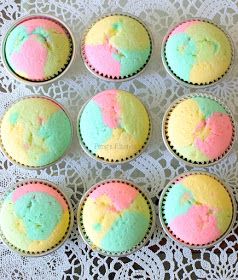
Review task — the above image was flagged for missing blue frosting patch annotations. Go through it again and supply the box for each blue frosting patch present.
[165,33,196,81]
[163,183,194,225]
[100,211,149,252]
[79,101,112,154]
[14,192,63,240]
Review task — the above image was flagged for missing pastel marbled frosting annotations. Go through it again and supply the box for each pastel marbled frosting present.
[0,97,72,167]
[83,15,151,78]
[79,89,150,162]
[167,96,233,162]
[5,18,71,81]
[165,20,232,84]
[81,181,151,253]
[0,182,70,253]
[162,174,233,245]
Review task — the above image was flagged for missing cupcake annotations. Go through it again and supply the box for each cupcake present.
[162,19,233,86]
[78,89,151,163]
[0,180,73,256]
[2,15,74,84]
[162,94,235,165]
[81,14,152,81]
[77,180,155,256]
[159,172,235,248]
[0,96,73,168]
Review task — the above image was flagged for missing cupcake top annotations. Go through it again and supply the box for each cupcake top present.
[82,15,151,79]
[165,96,234,163]
[161,173,233,246]
[164,20,232,85]
[0,181,71,254]
[79,89,150,162]
[79,181,153,254]
[0,97,72,168]
[4,17,71,81]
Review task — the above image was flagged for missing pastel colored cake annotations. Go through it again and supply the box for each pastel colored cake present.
[80,181,152,254]
[5,17,71,81]
[161,174,233,245]
[82,15,151,79]
[0,97,72,168]
[79,89,150,162]
[0,181,71,254]
[164,20,232,84]
[166,96,233,163]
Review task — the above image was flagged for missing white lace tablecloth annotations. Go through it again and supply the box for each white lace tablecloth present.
[1,1,238,279]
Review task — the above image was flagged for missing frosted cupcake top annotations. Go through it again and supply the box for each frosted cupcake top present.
[4,18,71,81]
[79,89,150,162]
[0,181,71,254]
[80,181,152,254]
[164,20,232,85]
[0,97,72,168]
[161,174,233,246]
[165,96,234,163]
[82,15,151,79]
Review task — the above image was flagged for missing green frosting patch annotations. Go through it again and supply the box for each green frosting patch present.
[176,144,209,162]
[5,25,28,57]
[37,110,72,165]
[14,192,62,240]
[165,33,196,81]
[163,183,194,224]
[79,101,112,153]
[193,97,227,119]
[9,112,19,125]
[113,48,150,77]
[100,211,149,253]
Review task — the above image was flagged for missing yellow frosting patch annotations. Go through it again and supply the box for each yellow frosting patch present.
[85,15,150,50]
[28,210,69,252]
[190,57,230,84]
[82,196,119,247]
[167,99,204,147]
[96,128,141,160]
[128,194,150,220]
[0,201,31,250]
[183,174,233,232]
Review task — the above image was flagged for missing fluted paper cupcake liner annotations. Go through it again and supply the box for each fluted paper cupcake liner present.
[0,179,74,257]
[161,18,234,88]
[81,13,153,82]
[1,14,75,86]
[0,95,73,170]
[162,93,236,167]
[159,171,236,249]
[77,179,156,257]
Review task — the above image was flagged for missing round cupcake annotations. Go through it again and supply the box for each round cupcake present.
[81,14,152,81]
[0,96,73,168]
[78,89,151,163]
[78,180,155,256]
[162,94,235,165]
[159,172,235,248]
[0,180,73,256]
[2,15,74,84]
[162,19,233,86]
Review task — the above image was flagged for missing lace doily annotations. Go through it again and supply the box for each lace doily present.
[1,0,238,279]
